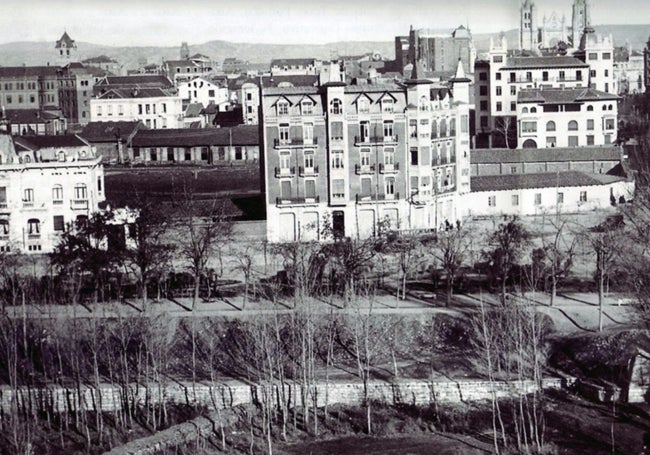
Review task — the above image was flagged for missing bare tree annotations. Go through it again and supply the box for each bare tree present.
[541,218,577,305]
[431,224,470,306]
[494,116,516,149]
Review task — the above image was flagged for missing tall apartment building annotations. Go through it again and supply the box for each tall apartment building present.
[403,26,476,77]
[261,62,471,242]
[0,119,104,253]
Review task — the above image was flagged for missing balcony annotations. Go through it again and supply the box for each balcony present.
[276,196,320,206]
[378,162,400,174]
[299,165,319,177]
[355,192,400,203]
[274,166,296,178]
[274,137,318,149]
[52,200,64,206]
[71,199,89,210]
[27,233,41,240]
[432,156,455,167]
[354,164,376,175]
[354,135,399,146]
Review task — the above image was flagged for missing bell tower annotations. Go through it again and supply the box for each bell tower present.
[55,31,77,64]
[520,0,536,51]
[571,0,591,48]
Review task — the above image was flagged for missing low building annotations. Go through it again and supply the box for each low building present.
[79,121,144,164]
[178,76,229,109]
[127,125,259,164]
[90,88,183,129]
[462,170,633,217]
[81,55,122,75]
[4,109,66,135]
[0,127,104,254]
[270,58,321,76]
[164,54,216,84]
[93,75,175,97]
[516,87,618,148]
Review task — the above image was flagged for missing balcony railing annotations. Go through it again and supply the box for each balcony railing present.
[354,164,376,174]
[71,199,89,209]
[274,137,318,148]
[52,200,64,205]
[355,192,400,203]
[22,201,34,208]
[378,162,400,173]
[27,233,41,239]
[299,165,319,176]
[354,135,399,145]
[274,166,296,178]
[276,196,320,206]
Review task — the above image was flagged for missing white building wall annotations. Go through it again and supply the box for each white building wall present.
[90,96,184,129]
[178,77,229,107]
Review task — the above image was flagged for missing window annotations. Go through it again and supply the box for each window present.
[235,147,243,160]
[357,97,369,114]
[277,100,289,116]
[410,148,418,165]
[332,179,345,198]
[303,152,314,170]
[0,220,8,236]
[576,70,582,81]
[479,86,487,96]
[493,56,503,63]
[590,69,596,78]
[383,120,394,139]
[385,177,395,195]
[360,121,370,141]
[580,191,587,202]
[587,105,594,111]
[496,102,502,112]
[331,151,344,169]
[0,187,6,207]
[279,123,290,143]
[52,185,63,203]
[602,52,611,60]
[568,120,578,131]
[53,215,65,232]
[488,195,496,207]
[546,136,557,147]
[588,52,598,60]
[280,180,292,200]
[305,180,316,199]
[201,147,209,161]
[586,119,594,131]
[510,102,516,111]
[360,149,370,167]
[431,120,438,138]
[559,71,566,81]
[522,107,529,114]
[521,121,537,133]
[331,121,343,141]
[512,194,519,206]
[586,135,594,145]
[479,72,487,81]
[526,72,532,81]
[381,98,394,113]
[496,73,502,80]
[557,192,564,204]
[496,86,502,96]
[301,100,313,115]
[27,219,40,235]
[23,188,34,203]
[480,100,488,110]
[279,151,291,170]
[461,115,468,133]
[74,184,87,200]
[542,71,549,81]
[440,119,447,137]
[304,123,314,143]
[330,98,342,114]
[534,193,542,205]
[605,118,615,130]
[568,136,579,146]
[150,148,157,161]
[384,148,395,165]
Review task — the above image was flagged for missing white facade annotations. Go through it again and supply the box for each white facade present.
[178,77,229,108]
[516,89,618,148]
[0,135,105,254]
[241,82,260,125]
[578,33,616,94]
[461,178,634,218]
[90,91,183,129]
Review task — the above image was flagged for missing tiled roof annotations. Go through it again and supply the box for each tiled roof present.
[96,75,174,88]
[55,31,75,48]
[471,146,621,164]
[4,109,62,123]
[264,86,319,96]
[131,125,258,147]
[471,171,625,192]
[82,55,117,64]
[80,121,143,142]
[184,102,204,117]
[345,83,403,93]
[15,134,87,150]
[0,66,59,78]
[96,88,175,99]
[261,75,319,88]
[270,58,316,67]
[517,87,619,104]
[502,56,588,69]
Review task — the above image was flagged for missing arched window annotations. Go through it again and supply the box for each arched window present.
[587,105,594,111]
[74,183,87,200]
[602,105,607,111]
[52,185,63,203]
[530,107,537,113]
[568,120,578,131]
[522,139,537,148]
[24,155,31,163]
[608,104,613,111]
[546,121,556,132]
[57,150,66,162]
[330,98,342,115]
[522,107,529,114]
[430,120,438,138]
[440,118,447,137]
[27,218,40,235]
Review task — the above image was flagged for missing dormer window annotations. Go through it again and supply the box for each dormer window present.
[301,100,313,115]
[57,151,66,162]
[358,98,369,114]
[277,100,289,116]
[330,98,342,115]
[382,98,394,113]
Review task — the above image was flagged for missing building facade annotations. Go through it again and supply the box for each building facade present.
[90,88,183,129]
[178,77,229,108]
[406,26,476,76]
[261,63,472,242]
[0,129,104,254]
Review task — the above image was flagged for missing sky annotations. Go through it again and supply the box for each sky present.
[2,0,648,47]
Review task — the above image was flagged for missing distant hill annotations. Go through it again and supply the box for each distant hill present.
[0,24,646,71]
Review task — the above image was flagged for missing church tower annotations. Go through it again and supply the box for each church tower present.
[180,42,190,60]
[520,0,536,51]
[55,31,77,64]
[571,0,591,48]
